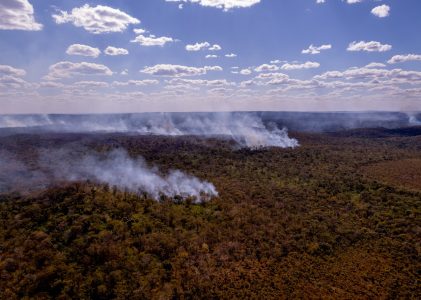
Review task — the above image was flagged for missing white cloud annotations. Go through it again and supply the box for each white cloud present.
[314,67,421,85]
[140,64,222,77]
[240,69,252,75]
[133,28,146,35]
[206,54,218,59]
[242,72,294,87]
[0,64,30,90]
[302,44,332,55]
[371,5,390,18]
[255,72,289,80]
[270,60,286,64]
[167,78,235,87]
[131,34,174,46]
[387,54,421,64]
[225,53,237,58]
[105,46,129,56]
[0,75,31,89]
[0,0,42,31]
[209,44,222,51]
[0,65,26,77]
[112,80,159,86]
[185,42,221,52]
[347,41,392,52]
[186,42,210,51]
[66,44,101,58]
[72,81,109,88]
[52,4,140,34]
[165,0,261,11]
[365,62,386,68]
[45,61,113,80]
[254,64,279,72]
[281,62,320,70]
[39,81,65,89]
[347,0,362,4]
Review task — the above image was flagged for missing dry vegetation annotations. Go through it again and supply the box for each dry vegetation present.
[362,159,421,191]
[0,129,420,299]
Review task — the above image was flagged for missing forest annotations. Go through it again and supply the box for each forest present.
[0,127,420,299]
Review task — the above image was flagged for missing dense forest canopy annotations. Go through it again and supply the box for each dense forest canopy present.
[0,127,420,298]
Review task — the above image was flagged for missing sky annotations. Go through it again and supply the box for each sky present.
[0,0,420,114]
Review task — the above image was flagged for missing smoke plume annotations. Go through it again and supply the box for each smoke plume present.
[0,149,218,202]
[0,113,299,148]
[407,113,421,126]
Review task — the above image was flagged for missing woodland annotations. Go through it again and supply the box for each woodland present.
[0,128,420,299]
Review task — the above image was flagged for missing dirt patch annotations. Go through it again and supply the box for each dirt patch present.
[362,159,421,190]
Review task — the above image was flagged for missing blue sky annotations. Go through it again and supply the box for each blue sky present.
[0,0,420,113]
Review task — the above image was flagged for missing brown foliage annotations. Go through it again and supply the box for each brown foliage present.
[0,130,420,298]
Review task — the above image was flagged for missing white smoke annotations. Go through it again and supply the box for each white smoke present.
[0,149,218,202]
[0,113,299,148]
[407,113,421,125]
[132,113,299,148]
[58,150,218,202]
[0,114,53,128]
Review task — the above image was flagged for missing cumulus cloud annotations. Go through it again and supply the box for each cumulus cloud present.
[270,60,286,64]
[185,42,221,52]
[112,80,159,86]
[72,81,109,89]
[255,72,289,80]
[167,78,235,87]
[131,34,174,46]
[140,64,222,77]
[133,28,146,35]
[371,5,390,18]
[66,44,101,58]
[0,75,31,89]
[302,44,332,55]
[44,61,113,80]
[209,44,222,51]
[165,0,261,11]
[365,62,386,68]
[0,65,26,77]
[347,41,392,52]
[0,0,42,31]
[314,67,421,85]
[225,53,237,58]
[52,4,140,34]
[186,42,210,51]
[255,64,280,72]
[206,54,218,59]
[0,65,31,91]
[104,46,129,56]
[0,64,30,90]
[387,54,421,64]
[281,62,320,70]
